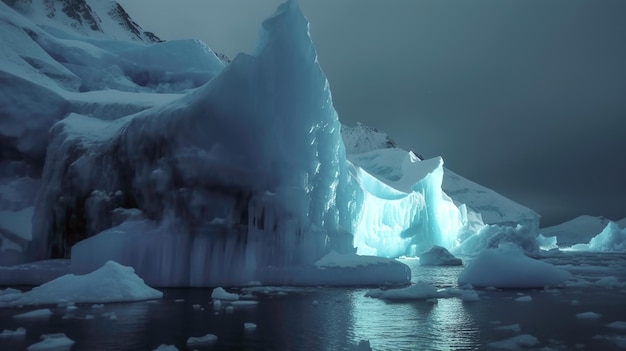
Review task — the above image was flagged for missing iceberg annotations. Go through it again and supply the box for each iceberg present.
[457,243,571,288]
[2,0,537,287]
[570,221,626,252]
[0,260,162,307]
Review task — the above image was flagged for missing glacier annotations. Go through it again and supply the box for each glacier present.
[0,0,543,286]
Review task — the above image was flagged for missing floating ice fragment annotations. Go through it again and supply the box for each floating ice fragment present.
[27,333,74,351]
[576,312,601,319]
[606,321,626,330]
[186,333,218,346]
[211,287,239,300]
[14,308,52,319]
[495,324,522,333]
[595,276,622,288]
[515,295,532,302]
[231,300,258,306]
[488,334,539,349]
[366,281,440,301]
[0,327,26,338]
[152,345,178,351]
[244,322,257,330]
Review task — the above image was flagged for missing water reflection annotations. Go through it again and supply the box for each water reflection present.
[2,252,625,350]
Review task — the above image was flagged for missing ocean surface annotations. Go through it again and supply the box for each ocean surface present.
[1,252,625,351]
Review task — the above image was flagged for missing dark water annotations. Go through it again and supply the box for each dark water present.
[1,253,626,351]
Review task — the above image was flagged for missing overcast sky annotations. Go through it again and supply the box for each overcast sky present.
[118,0,626,227]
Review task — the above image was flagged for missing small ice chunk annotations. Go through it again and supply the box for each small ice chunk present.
[102,312,117,319]
[571,299,579,305]
[192,304,202,310]
[593,334,626,348]
[186,333,218,346]
[244,322,257,330]
[577,312,601,319]
[366,281,439,301]
[460,290,480,301]
[225,306,234,313]
[66,305,78,311]
[27,333,75,351]
[174,299,184,303]
[213,300,222,308]
[231,300,258,306]
[606,321,626,330]
[488,334,539,349]
[153,345,178,351]
[84,314,94,319]
[595,276,622,288]
[211,287,239,300]
[495,324,522,333]
[91,304,104,309]
[0,327,26,338]
[419,246,462,266]
[515,295,532,302]
[312,300,319,305]
[14,309,53,319]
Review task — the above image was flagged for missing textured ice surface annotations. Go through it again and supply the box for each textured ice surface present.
[0,261,161,307]
[458,243,571,288]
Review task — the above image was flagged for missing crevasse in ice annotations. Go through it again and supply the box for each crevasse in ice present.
[32,0,467,285]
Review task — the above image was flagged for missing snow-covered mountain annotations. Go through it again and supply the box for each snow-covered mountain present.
[341,124,540,231]
[2,0,161,43]
[0,0,222,264]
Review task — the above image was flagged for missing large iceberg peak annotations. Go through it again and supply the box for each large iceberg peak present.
[35,0,359,285]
